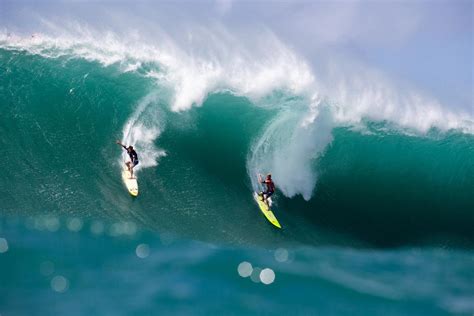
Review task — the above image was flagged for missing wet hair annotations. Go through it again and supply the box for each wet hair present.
[128,146,134,150]
[267,174,272,179]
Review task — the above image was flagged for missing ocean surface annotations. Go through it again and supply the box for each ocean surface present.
[0,34,473,315]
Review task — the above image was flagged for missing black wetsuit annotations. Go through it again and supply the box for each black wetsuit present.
[123,146,139,166]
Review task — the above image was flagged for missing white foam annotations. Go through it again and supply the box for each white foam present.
[2,26,470,131]
[248,99,334,201]
[1,25,472,201]
[0,25,314,112]
[318,65,474,134]
[120,93,167,171]
[2,26,470,132]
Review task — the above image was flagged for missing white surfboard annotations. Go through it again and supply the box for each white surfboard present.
[122,168,138,197]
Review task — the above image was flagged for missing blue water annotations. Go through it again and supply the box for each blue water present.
[1,218,473,315]
[0,39,473,315]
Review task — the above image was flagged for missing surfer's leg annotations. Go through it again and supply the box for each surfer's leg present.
[265,191,273,206]
[129,160,138,179]
[129,164,134,178]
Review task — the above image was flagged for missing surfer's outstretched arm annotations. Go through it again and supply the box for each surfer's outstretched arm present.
[116,140,127,149]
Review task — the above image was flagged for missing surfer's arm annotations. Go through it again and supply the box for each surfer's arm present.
[116,140,127,149]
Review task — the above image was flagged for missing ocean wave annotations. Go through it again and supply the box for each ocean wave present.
[2,26,472,201]
[1,30,473,247]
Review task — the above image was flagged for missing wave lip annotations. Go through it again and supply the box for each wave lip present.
[0,28,314,113]
[2,25,473,213]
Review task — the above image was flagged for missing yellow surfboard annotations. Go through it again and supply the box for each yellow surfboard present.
[253,192,281,228]
[122,168,138,197]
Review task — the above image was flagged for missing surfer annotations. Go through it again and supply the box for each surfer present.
[259,174,275,207]
[116,140,139,178]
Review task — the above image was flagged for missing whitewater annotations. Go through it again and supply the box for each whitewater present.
[0,2,473,315]
[1,28,471,200]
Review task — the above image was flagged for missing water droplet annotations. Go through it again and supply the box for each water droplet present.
[260,268,276,285]
[51,275,69,293]
[237,261,253,278]
[45,217,60,232]
[0,238,8,253]
[90,221,104,235]
[250,267,262,283]
[274,248,289,262]
[67,218,83,232]
[136,243,150,259]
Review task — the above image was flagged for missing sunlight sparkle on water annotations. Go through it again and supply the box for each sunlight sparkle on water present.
[33,217,47,231]
[90,221,105,235]
[260,268,276,285]
[237,261,253,278]
[274,248,289,262]
[45,217,60,232]
[250,267,262,283]
[51,275,69,293]
[67,218,83,232]
[0,238,8,253]
[238,261,275,285]
[109,222,137,237]
[136,243,150,258]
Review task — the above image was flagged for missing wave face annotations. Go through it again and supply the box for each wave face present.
[0,34,473,248]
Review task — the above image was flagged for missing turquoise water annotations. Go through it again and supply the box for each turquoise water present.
[1,218,473,315]
[1,47,473,315]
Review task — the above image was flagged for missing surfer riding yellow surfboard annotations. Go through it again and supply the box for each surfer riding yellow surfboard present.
[258,174,275,207]
[116,140,139,179]
[254,173,281,228]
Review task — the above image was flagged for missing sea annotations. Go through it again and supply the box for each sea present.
[0,28,473,315]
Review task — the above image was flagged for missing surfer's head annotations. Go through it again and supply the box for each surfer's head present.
[267,174,272,179]
[128,146,134,151]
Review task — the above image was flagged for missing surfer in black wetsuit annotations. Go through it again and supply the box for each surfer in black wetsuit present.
[116,140,139,178]
[259,174,275,207]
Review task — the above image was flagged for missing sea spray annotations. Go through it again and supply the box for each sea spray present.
[120,92,167,171]
[1,28,473,246]
[247,97,334,200]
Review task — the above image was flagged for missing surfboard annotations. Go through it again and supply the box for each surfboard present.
[253,192,281,228]
[122,168,138,197]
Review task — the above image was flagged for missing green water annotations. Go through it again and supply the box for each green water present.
[1,48,473,315]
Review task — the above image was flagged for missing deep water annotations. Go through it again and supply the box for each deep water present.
[1,48,473,315]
